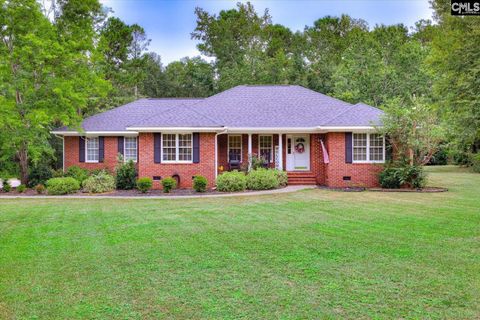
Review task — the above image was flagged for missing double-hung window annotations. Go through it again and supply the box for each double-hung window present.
[259,135,273,162]
[124,137,137,162]
[162,133,192,162]
[86,137,99,163]
[352,133,385,163]
[228,135,242,162]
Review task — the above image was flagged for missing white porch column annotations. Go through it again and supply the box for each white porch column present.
[278,133,283,170]
[248,133,252,171]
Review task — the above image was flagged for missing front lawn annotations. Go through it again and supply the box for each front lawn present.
[0,166,479,319]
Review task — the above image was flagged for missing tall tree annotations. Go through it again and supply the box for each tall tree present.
[164,57,215,97]
[0,0,108,183]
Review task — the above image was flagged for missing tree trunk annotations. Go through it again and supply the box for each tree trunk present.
[17,144,29,185]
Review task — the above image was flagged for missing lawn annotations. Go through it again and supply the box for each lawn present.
[0,166,479,319]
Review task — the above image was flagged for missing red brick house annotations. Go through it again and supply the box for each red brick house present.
[52,85,386,189]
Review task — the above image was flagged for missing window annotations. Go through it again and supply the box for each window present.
[352,133,385,163]
[86,137,99,162]
[228,135,242,162]
[124,137,137,162]
[162,133,192,162]
[259,135,273,162]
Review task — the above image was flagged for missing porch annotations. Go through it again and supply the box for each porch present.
[216,133,328,185]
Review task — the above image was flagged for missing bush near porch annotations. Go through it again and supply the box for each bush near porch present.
[216,168,287,192]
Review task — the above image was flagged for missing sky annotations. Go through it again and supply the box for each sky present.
[99,0,434,64]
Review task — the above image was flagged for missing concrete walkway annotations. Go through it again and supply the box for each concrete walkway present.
[0,185,316,200]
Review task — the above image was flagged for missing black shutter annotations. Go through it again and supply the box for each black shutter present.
[99,136,105,163]
[79,137,85,162]
[137,136,139,162]
[118,136,124,156]
[193,133,200,163]
[345,132,353,164]
[154,133,161,163]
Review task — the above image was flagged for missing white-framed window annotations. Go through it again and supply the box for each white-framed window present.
[86,137,99,163]
[162,133,192,163]
[124,137,137,162]
[259,135,273,163]
[352,133,385,163]
[228,135,242,162]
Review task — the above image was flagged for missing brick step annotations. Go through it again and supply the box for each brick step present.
[287,175,317,185]
[288,179,317,185]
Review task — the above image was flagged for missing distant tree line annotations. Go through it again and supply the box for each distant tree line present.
[0,0,478,183]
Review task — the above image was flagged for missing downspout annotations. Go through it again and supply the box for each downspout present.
[215,128,228,179]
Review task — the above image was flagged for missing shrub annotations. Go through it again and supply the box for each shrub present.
[46,177,80,195]
[161,177,177,193]
[193,175,208,192]
[472,153,480,173]
[51,169,65,178]
[2,178,11,192]
[379,167,401,189]
[35,184,46,194]
[216,171,247,192]
[65,166,89,184]
[274,170,288,187]
[137,177,153,193]
[16,184,26,193]
[246,168,279,190]
[28,162,53,187]
[82,171,115,193]
[379,164,427,189]
[116,160,137,190]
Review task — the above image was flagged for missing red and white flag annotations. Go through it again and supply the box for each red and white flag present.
[320,139,330,164]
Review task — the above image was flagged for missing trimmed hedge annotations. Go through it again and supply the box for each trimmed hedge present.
[274,170,288,187]
[246,168,279,190]
[216,171,247,192]
[82,171,115,193]
[161,177,177,193]
[379,164,427,189]
[16,184,26,193]
[46,177,80,195]
[193,175,208,192]
[137,177,153,193]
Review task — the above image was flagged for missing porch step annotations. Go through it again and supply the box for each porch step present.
[287,172,317,185]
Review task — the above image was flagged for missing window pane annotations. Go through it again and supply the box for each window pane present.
[178,134,192,161]
[353,133,367,161]
[228,135,242,161]
[86,138,99,162]
[369,134,384,161]
[124,137,137,162]
[162,134,176,161]
[259,135,272,162]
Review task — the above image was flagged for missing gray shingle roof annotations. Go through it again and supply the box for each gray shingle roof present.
[56,85,383,132]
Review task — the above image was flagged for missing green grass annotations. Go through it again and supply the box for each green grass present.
[0,166,479,319]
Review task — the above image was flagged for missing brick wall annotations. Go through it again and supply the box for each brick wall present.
[325,132,382,188]
[138,132,216,189]
[64,136,118,172]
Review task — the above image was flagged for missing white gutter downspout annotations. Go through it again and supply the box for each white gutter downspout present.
[214,129,228,179]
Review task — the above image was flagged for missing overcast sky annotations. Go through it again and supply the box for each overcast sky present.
[100,0,434,64]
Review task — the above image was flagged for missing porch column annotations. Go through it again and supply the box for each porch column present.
[248,133,252,171]
[278,133,283,170]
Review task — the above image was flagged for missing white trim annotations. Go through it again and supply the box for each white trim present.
[227,127,320,133]
[50,131,138,136]
[161,133,193,164]
[258,134,273,163]
[127,127,223,132]
[352,133,385,164]
[278,133,283,170]
[248,133,252,171]
[227,134,243,163]
[317,126,379,132]
[215,130,228,179]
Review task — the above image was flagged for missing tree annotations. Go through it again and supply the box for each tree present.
[0,0,108,183]
[163,57,215,97]
[428,0,480,161]
[380,97,445,165]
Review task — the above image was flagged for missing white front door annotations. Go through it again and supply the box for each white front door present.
[286,135,310,171]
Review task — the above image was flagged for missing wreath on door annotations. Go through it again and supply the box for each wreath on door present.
[295,142,305,153]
